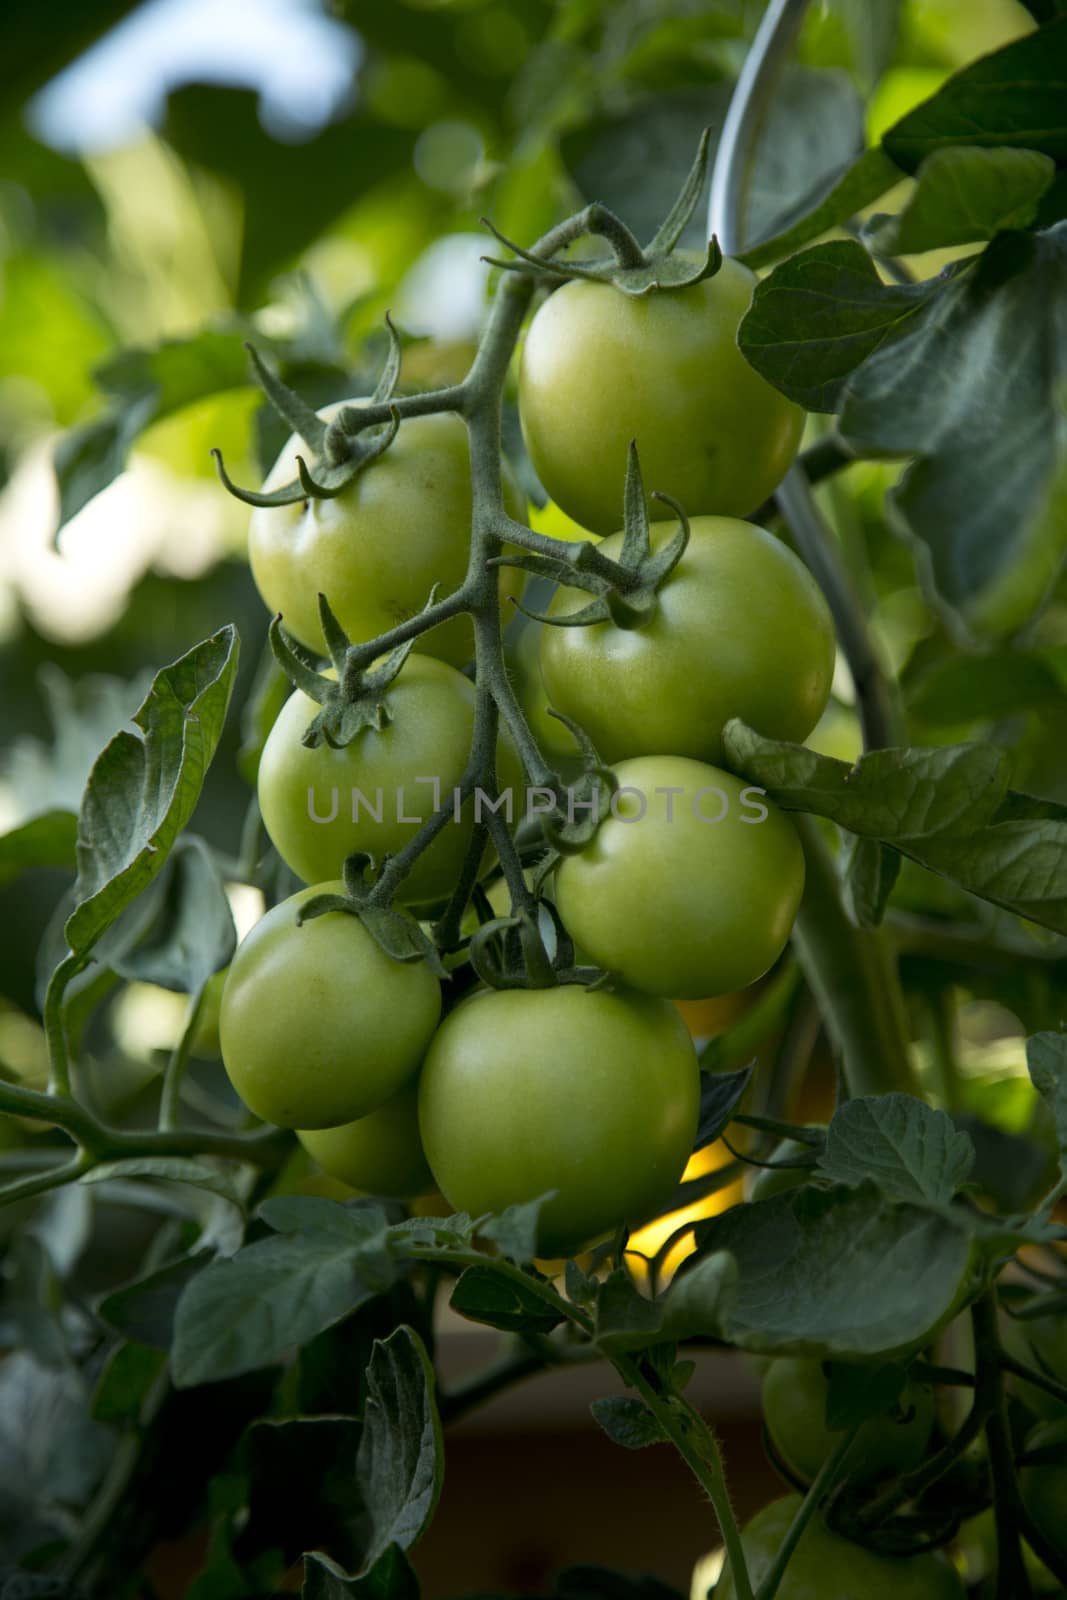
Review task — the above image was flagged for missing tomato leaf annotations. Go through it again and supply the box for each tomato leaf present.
[109,834,235,994]
[82,1157,245,1213]
[64,628,239,959]
[817,1095,975,1205]
[723,723,1067,934]
[739,238,945,413]
[840,225,1067,638]
[354,1328,443,1572]
[742,224,1067,638]
[90,1342,167,1425]
[740,146,902,271]
[881,19,1067,173]
[302,1546,420,1600]
[171,1212,395,1387]
[98,1255,206,1351]
[840,835,900,928]
[823,1361,908,1432]
[449,1265,565,1335]
[593,1269,668,1354]
[682,1183,973,1358]
[53,331,251,531]
[905,648,1067,725]
[478,1194,555,1267]
[865,146,1055,256]
[1026,1032,1067,1180]
[0,811,78,885]
[694,1066,753,1149]
[589,1396,667,1450]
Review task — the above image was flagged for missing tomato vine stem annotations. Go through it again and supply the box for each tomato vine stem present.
[706,0,915,1101]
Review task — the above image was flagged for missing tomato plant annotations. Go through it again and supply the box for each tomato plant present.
[540,515,835,765]
[3,4,1067,1598]
[553,755,805,997]
[519,257,805,534]
[219,884,441,1127]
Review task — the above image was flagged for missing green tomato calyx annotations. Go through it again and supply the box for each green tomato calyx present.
[502,442,690,633]
[482,131,722,298]
[211,320,404,509]
[467,895,611,994]
[268,590,438,750]
[298,853,446,976]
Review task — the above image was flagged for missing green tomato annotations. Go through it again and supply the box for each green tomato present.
[257,654,521,909]
[220,884,441,1129]
[249,404,524,669]
[518,257,804,536]
[716,1495,965,1600]
[553,756,805,999]
[540,516,834,766]
[297,1081,434,1199]
[762,1357,934,1485]
[417,984,699,1257]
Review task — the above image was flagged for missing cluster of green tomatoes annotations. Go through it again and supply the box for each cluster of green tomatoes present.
[218,256,837,1261]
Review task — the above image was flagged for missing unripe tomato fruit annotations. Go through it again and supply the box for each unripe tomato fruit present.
[518,256,804,535]
[540,516,834,766]
[716,1494,965,1599]
[417,984,700,1257]
[762,1357,935,1484]
[219,884,441,1129]
[298,1082,434,1199]
[553,756,804,998]
[257,655,521,910]
[249,405,525,668]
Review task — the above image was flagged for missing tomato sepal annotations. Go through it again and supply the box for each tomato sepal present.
[296,857,448,977]
[482,132,722,299]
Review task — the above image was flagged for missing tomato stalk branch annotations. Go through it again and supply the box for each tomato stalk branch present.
[158,978,209,1133]
[755,1425,860,1600]
[0,1075,290,1176]
[972,1292,1036,1599]
[612,1352,754,1600]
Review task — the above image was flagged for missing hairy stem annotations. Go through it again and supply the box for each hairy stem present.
[757,1426,859,1600]
[973,1293,1033,1600]
[614,1354,754,1600]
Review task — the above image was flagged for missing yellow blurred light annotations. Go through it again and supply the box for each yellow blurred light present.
[112,982,189,1063]
[227,883,266,943]
[627,1139,743,1288]
[528,498,600,544]
[691,1548,725,1600]
[0,1007,49,1091]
